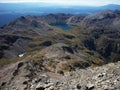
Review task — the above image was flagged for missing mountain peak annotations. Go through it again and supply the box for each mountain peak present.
[101,4,120,10]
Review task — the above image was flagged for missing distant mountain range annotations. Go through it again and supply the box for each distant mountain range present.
[0,3,120,26]
[100,4,120,10]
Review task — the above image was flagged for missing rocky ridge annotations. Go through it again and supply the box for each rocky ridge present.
[0,58,119,90]
[32,61,120,90]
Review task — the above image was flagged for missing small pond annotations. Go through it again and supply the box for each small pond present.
[50,23,72,30]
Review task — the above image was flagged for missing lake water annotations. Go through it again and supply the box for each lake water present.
[50,23,72,30]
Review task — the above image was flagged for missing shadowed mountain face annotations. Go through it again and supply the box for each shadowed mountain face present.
[81,10,120,62]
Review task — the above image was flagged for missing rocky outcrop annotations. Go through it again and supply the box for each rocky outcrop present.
[30,61,120,90]
[0,58,119,90]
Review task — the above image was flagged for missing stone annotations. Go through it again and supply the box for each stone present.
[36,87,45,90]
[76,84,81,89]
[86,84,94,90]
[45,83,54,88]
[45,86,54,90]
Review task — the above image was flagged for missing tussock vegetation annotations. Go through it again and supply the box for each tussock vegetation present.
[61,59,89,72]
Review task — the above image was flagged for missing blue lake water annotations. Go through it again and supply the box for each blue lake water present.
[50,23,72,30]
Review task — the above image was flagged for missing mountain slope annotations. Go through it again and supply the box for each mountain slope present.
[80,10,120,62]
[0,10,120,63]
[0,10,120,90]
[0,14,84,59]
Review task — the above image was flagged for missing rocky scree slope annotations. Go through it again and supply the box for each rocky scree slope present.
[0,57,119,90]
